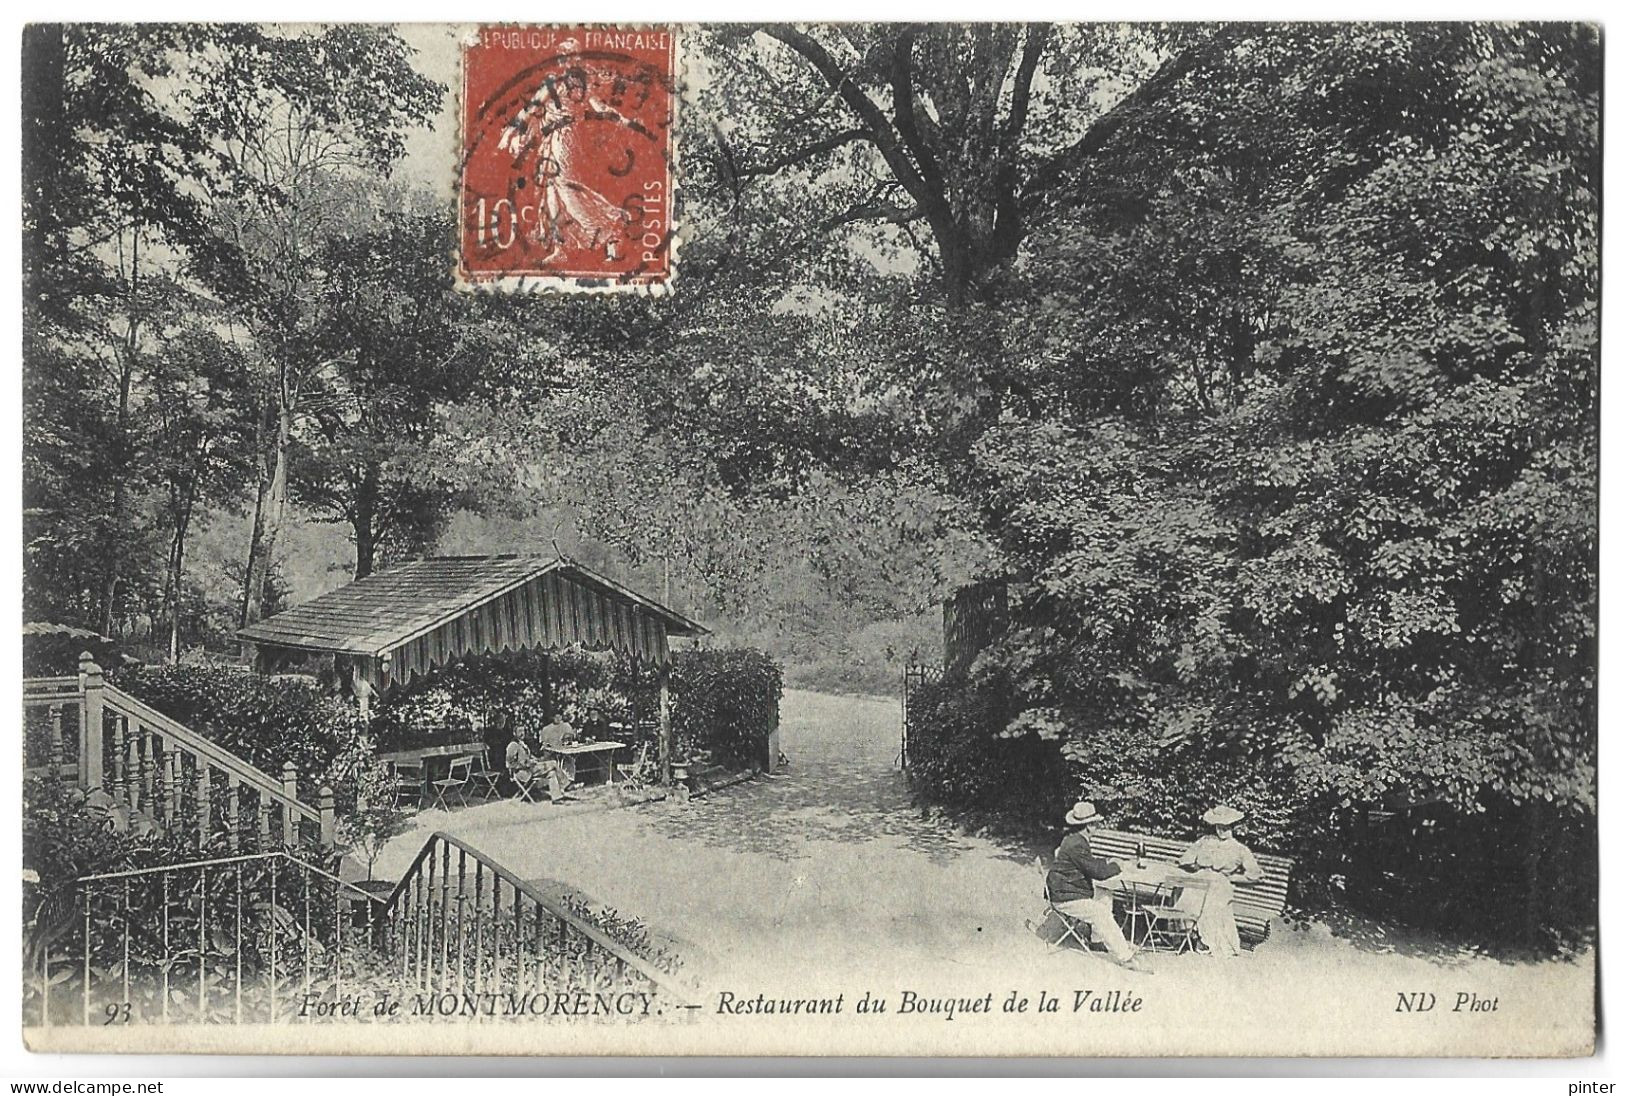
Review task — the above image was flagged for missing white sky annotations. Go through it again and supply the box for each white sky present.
[394,23,471,198]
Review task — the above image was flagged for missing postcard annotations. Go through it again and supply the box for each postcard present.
[18,21,1598,1057]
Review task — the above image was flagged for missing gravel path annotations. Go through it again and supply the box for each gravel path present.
[370,687,1593,1055]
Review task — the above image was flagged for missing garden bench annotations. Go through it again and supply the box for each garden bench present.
[1090,828,1294,946]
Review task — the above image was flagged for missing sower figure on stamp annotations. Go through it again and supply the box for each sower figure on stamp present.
[1047,801,1149,973]
[497,41,635,263]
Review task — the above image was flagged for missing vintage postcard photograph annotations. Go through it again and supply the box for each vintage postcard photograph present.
[17,20,1599,1059]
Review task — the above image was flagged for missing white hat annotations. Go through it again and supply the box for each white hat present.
[1065,800,1104,826]
[1202,804,1246,827]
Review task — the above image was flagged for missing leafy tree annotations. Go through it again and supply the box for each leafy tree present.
[22,24,442,639]
[292,210,479,577]
[191,27,443,623]
[956,23,1597,942]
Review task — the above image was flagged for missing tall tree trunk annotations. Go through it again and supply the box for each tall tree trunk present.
[352,462,380,579]
[241,390,293,627]
[21,24,67,282]
[165,474,197,663]
[99,229,140,636]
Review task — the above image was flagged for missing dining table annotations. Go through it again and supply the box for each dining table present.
[1098,861,1191,949]
[541,740,627,788]
[379,741,486,801]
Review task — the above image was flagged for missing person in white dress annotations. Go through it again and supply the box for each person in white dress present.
[1176,804,1264,957]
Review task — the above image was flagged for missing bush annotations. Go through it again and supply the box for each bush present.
[560,896,683,977]
[109,664,370,810]
[22,776,203,977]
[669,648,783,769]
[904,675,1071,831]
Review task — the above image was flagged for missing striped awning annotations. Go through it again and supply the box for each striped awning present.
[238,555,706,692]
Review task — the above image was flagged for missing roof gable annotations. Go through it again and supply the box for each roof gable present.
[237,555,705,657]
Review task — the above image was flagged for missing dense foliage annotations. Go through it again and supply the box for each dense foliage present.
[21,22,1597,952]
[889,25,1599,946]
[111,664,371,808]
[370,649,659,752]
[372,646,784,772]
[669,648,784,769]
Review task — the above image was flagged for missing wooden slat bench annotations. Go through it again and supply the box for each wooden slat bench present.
[1090,828,1294,946]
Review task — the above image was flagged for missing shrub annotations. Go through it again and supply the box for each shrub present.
[560,896,683,977]
[109,664,370,810]
[22,776,202,977]
[669,648,783,769]
[904,675,1071,831]
[335,760,415,881]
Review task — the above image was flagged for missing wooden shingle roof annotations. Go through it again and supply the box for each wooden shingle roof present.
[237,555,705,658]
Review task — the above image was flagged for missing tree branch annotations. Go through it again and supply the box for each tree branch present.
[761,25,940,220]
[888,26,948,203]
[733,127,874,179]
[1022,26,1236,209]
[990,23,1053,265]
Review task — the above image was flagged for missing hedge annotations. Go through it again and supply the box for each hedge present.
[669,648,782,769]
[369,649,659,753]
[903,675,1071,832]
[109,664,371,811]
[905,672,1598,948]
[113,646,786,817]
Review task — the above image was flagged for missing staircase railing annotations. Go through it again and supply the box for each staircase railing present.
[26,850,390,1027]
[386,831,690,1006]
[23,655,333,850]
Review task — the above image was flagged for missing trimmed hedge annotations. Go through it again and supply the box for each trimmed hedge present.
[109,664,371,810]
[669,648,782,770]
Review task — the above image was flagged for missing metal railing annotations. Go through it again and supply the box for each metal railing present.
[23,655,333,850]
[900,661,944,770]
[385,831,690,1006]
[26,851,391,1027]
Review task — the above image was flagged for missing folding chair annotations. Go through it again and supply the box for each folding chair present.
[1141,878,1210,954]
[428,755,472,810]
[513,770,545,803]
[615,743,654,798]
[467,747,502,799]
[391,760,425,810]
[509,756,544,803]
[1034,858,1093,953]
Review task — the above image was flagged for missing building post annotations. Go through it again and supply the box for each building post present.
[350,659,374,721]
[657,664,672,786]
[77,653,104,792]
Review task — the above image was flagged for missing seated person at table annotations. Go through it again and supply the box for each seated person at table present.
[1176,804,1264,958]
[504,731,539,798]
[1046,801,1146,972]
[539,713,578,802]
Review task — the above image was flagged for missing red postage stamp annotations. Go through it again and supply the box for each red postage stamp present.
[458,26,676,292]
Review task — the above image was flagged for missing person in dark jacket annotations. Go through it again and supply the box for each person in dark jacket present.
[1046,801,1144,970]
